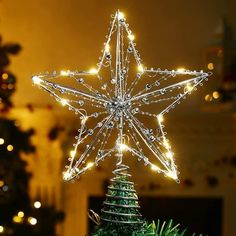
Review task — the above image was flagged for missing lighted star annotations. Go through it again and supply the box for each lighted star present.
[32,10,211,182]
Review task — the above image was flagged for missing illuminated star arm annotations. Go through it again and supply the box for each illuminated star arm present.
[131,71,209,101]
[32,74,110,120]
[64,112,116,180]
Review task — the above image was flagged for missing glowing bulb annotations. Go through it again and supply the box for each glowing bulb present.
[7,145,14,152]
[213,91,220,99]
[28,217,37,225]
[166,151,173,159]
[118,143,128,151]
[2,73,8,80]
[32,76,42,85]
[70,150,76,158]
[105,44,110,53]
[166,171,178,180]
[86,162,94,169]
[63,171,72,180]
[163,139,170,149]
[34,201,41,209]
[157,114,164,123]
[0,226,4,233]
[151,164,159,171]
[138,64,144,73]
[89,68,98,74]
[207,62,214,70]
[205,94,212,102]
[60,70,69,76]
[118,11,125,20]
[185,83,193,92]
[0,138,4,145]
[60,99,68,106]
[13,216,23,223]
[0,180,4,187]
[177,67,185,73]
[18,211,24,218]
[128,34,135,41]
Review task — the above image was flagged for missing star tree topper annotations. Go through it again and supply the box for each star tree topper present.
[32,11,210,183]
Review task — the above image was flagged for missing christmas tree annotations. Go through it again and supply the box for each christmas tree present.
[0,35,64,235]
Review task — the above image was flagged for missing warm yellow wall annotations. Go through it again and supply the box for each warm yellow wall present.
[1,0,236,107]
[1,1,236,236]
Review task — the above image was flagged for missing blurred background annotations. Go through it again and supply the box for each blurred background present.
[0,0,236,235]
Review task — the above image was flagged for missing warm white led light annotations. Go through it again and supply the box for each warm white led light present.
[163,139,170,149]
[32,76,42,85]
[0,226,4,233]
[128,34,135,41]
[34,201,41,209]
[151,164,159,171]
[61,99,68,106]
[0,138,4,145]
[177,67,185,73]
[166,151,173,159]
[60,70,69,76]
[138,64,144,73]
[28,217,37,226]
[105,44,110,53]
[63,171,72,180]
[185,83,193,92]
[89,68,98,74]
[118,11,125,20]
[17,211,24,218]
[118,143,128,151]
[166,171,178,180]
[157,114,164,123]
[70,150,76,158]
[86,162,94,168]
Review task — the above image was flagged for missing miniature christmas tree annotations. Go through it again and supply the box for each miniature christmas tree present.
[95,164,143,235]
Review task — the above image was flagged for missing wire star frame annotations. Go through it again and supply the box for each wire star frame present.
[32,10,211,183]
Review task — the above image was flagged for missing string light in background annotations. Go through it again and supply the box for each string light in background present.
[205,91,220,102]
[17,211,24,218]
[28,217,37,226]
[212,91,220,99]
[7,144,14,152]
[207,62,214,70]
[34,201,41,209]
[0,226,4,234]
[0,180,4,187]
[13,215,23,224]
[0,138,5,145]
